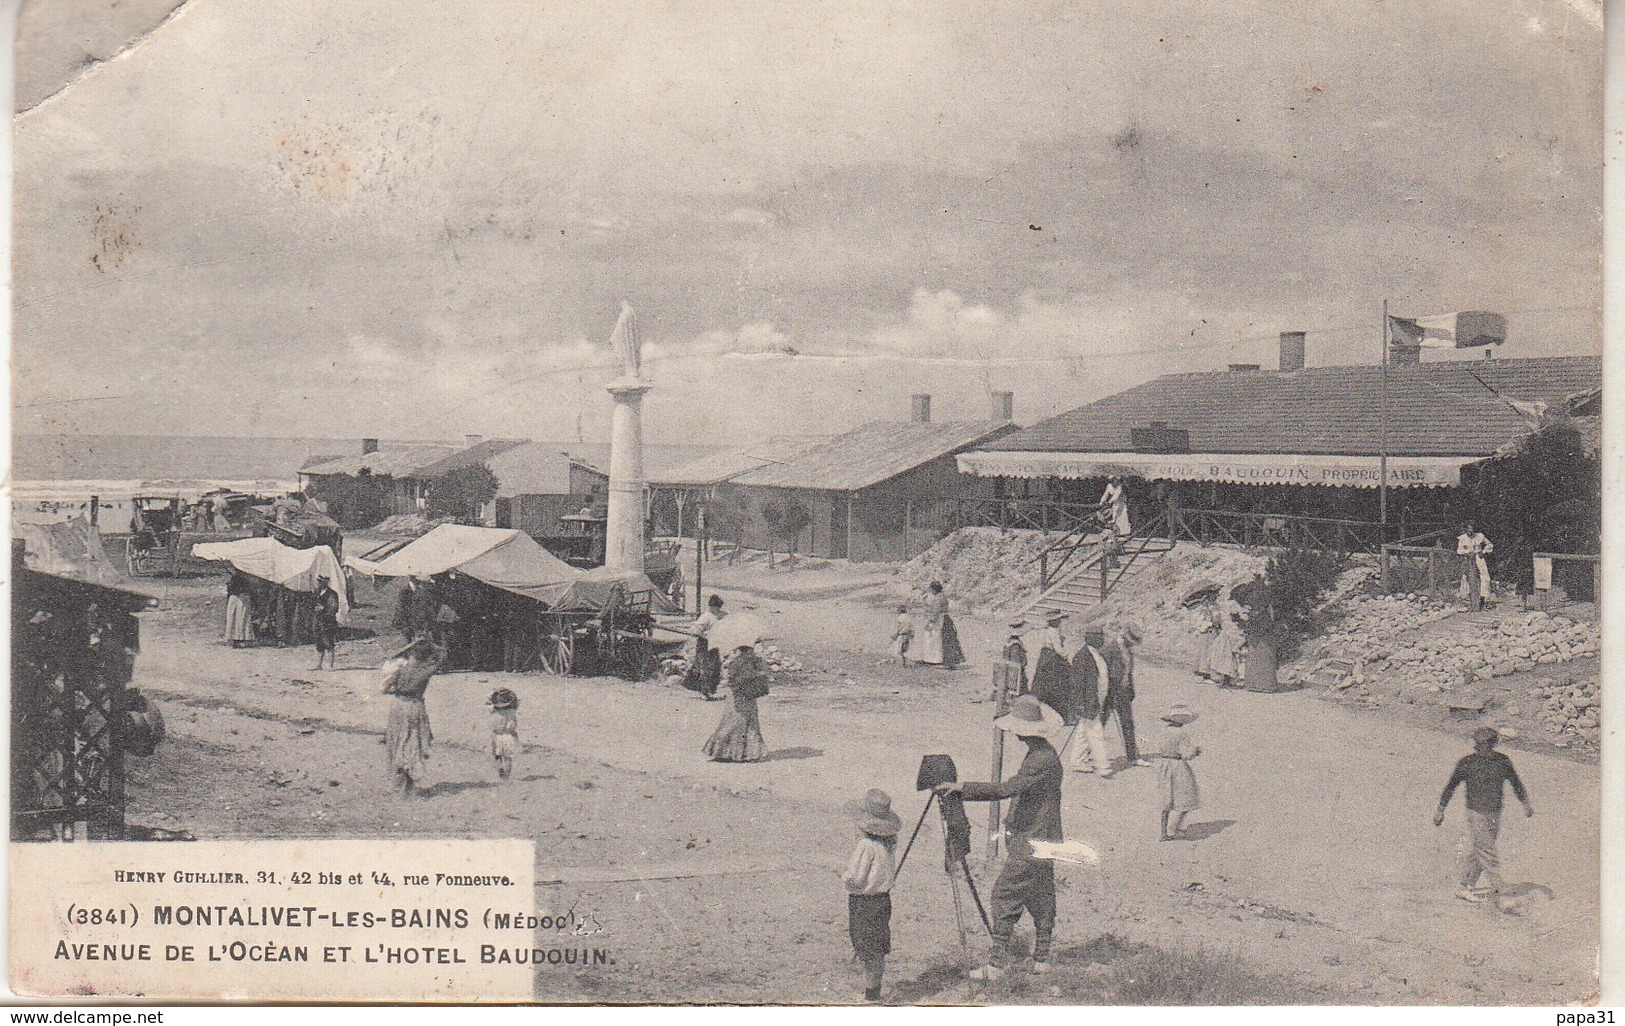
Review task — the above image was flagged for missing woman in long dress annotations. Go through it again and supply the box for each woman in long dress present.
[225,572,256,648]
[381,640,446,794]
[703,645,769,762]
[683,595,726,699]
[916,582,964,668]
[1198,603,1245,687]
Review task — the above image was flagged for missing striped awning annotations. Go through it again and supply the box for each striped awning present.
[956,450,1483,488]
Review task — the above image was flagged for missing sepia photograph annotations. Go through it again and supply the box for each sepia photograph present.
[7,0,1606,1006]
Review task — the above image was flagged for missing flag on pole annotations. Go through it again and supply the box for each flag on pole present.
[1387,311,1506,349]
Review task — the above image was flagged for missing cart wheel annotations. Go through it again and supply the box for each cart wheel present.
[555,634,574,676]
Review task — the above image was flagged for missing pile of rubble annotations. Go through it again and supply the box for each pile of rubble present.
[897,528,1050,614]
[1293,593,1602,742]
[1533,675,1602,746]
[756,643,804,673]
[1302,600,1600,693]
[370,513,454,537]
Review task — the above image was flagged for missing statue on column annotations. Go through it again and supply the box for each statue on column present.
[609,301,642,380]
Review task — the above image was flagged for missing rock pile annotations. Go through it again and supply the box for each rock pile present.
[1533,675,1602,745]
[757,644,804,673]
[371,513,454,537]
[1296,594,1601,739]
[898,528,1050,613]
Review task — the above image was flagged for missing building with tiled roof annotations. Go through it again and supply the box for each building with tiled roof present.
[708,394,1018,561]
[964,351,1597,489]
[959,342,1599,534]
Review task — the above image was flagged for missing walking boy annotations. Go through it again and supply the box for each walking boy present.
[1434,727,1533,908]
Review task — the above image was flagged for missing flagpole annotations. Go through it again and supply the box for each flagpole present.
[1379,299,1390,587]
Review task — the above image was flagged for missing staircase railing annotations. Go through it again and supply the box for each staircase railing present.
[1095,510,1174,600]
[1036,508,1171,595]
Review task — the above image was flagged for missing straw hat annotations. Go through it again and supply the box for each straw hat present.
[1161,704,1199,727]
[487,688,519,711]
[852,789,901,837]
[993,694,1065,738]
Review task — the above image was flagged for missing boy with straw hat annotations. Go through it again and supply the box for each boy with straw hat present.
[843,789,902,1002]
[937,694,1066,980]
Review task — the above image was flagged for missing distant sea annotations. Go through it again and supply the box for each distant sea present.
[10,434,392,528]
[13,434,377,483]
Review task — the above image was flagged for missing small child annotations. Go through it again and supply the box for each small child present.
[843,788,900,1003]
[891,606,915,666]
[1152,704,1201,840]
[487,689,519,780]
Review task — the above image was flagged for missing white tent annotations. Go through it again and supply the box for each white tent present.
[191,537,349,623]
[347,524,675,612]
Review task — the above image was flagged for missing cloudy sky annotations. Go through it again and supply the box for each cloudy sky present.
[13,0,1603,444]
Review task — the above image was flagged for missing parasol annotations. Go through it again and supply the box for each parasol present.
[707,612,775,654]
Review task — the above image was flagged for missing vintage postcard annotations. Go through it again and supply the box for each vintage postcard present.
[8,0,1605,1006]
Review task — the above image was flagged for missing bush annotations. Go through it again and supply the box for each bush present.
[1233,544,1345,660]
[426,464,499,523]
[1464,419,1599,595]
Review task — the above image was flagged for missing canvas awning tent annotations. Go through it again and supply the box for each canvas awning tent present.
[345,524,675,612]
[956,450,1483,489]
[16,517,157,603]
[191,537,350,623]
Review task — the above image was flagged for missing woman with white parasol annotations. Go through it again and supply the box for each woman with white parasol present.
[702,613,774,762]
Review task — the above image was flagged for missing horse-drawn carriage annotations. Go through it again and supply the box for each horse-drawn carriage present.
[127,493,336,578]
[126,495,256,577]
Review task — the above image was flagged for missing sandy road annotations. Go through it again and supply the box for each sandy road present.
[123,577,1598,1003]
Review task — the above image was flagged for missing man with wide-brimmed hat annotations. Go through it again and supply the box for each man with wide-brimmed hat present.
[938,694,1066,980]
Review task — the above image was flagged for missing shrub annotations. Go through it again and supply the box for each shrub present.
[1232,544,1345,660]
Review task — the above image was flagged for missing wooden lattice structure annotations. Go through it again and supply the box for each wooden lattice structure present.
[11,544,156,841]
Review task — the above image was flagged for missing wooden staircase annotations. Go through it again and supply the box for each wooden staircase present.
[1021,535,1174,620]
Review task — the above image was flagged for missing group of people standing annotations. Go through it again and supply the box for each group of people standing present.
[843,686,1207,999]
[221,569,343,670]
[1013,611,1154,779]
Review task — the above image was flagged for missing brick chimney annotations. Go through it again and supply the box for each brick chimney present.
[1390,344,1421,367]
[1279,331,1306,372]
[362,438,380,455]
[910,394,932,424]
[991,390,1014,422]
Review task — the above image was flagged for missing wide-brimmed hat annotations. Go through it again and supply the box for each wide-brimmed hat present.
[1161,704,1199,727]
[993,694,1065,738]
[1044,610,1068,625]
[487,688,519,710]
[1007,618,1026,631]
[852,788,901,837]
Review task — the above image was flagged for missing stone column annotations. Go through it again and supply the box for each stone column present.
[604,379,650,573]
